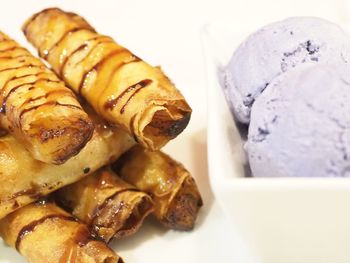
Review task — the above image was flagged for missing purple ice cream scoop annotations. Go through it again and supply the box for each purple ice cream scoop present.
[246,63,350,177]
[223,17,350,124]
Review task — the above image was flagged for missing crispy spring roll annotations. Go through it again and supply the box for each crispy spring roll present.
[23,8,191,150]
[113,145,203,230]
[0,32,94,164]
[55,167,154,242]
[0,114,135,220]
[0,201,123,263]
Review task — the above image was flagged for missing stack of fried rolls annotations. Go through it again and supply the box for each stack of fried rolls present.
[0,7,202,263]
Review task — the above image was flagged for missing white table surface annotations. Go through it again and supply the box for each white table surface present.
[0,0,348,262]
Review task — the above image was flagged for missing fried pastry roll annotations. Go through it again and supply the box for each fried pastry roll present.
[0,114,135,220]
[23,8,191,150]
[0,32,94,164]
[55,167,154,242]
[113,145,203,230]
[0,201,123,263]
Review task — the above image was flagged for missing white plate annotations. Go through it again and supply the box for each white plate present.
[0,1,252,263]
[203,18,350,263]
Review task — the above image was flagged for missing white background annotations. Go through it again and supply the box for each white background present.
[0,0,347,262]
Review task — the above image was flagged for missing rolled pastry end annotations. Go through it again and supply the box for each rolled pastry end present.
[91,191,154,241]
[113,145,203,231]
[138,103,191,150]
[54,167,153,243]
[25,110,95,165]
[162,176,203,231]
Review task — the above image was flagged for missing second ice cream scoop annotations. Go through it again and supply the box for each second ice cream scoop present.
[247,63,350,177]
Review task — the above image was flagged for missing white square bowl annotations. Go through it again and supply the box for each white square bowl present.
[203,21,350,263]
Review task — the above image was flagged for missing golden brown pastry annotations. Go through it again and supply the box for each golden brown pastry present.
[0,31,94,164]
[55,167,154,242]
[113,145,203,230]
[0,110,135,220]
[23,7,191,150]
[0,200,123,263]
